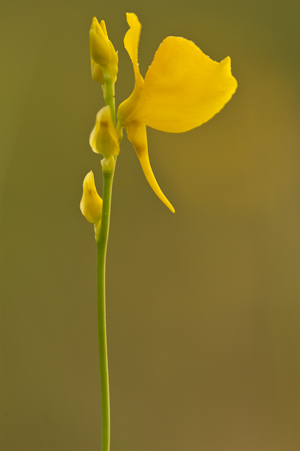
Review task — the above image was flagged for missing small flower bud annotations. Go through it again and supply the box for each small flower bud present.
[90,18,111,66]
[80,171,103,225]
[90,17,118,83]
[89,106,120,158]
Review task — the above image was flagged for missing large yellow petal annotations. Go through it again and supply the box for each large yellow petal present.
[126,121,175,212]
[132,37,237,133]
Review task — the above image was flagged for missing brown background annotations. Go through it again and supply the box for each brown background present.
[1,0,300,450]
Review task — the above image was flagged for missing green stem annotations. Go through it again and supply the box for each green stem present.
[96,157,116,451]
[102,78,116,124]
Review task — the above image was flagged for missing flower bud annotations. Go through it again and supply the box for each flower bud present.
[89,106,120,158]
[80,171,103,225]
[90,17,118,83]
[90,18,111,66]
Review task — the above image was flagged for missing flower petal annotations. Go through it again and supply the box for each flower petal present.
[126,121,175,212]
[123,13,143,87]
[133,37,237,133]
[117,13,144,125]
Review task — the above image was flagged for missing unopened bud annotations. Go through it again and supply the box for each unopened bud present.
[89,106,120,158]
[90,17,118,83]
[80,171,103,225]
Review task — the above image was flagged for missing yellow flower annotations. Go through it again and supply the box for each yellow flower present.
[90,17,118,84]
[117,13,238,212]
[90,106,120,158]
[80,171,103,226]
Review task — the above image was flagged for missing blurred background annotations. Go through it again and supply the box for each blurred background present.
[1,0,300,450]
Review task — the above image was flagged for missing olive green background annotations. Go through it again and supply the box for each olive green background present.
[1,0,300,450]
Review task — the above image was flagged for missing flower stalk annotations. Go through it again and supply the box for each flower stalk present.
[81,12,237,451]
[96,157,116,451]
[102,79,116,125]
